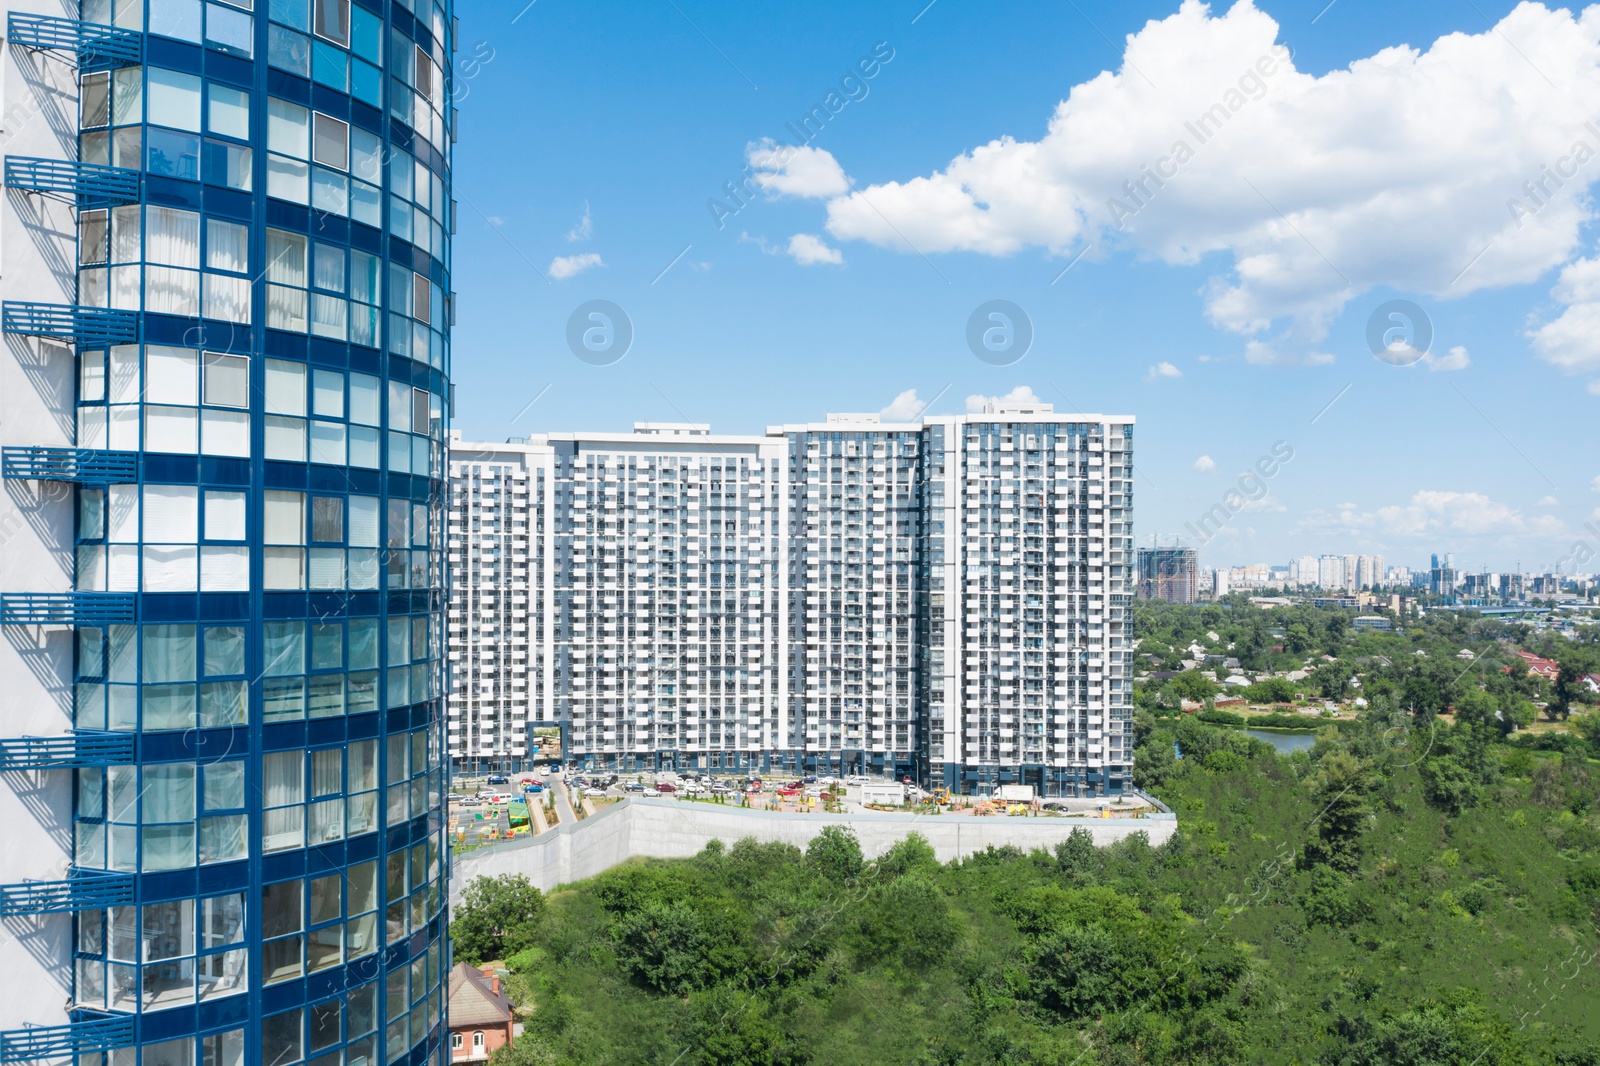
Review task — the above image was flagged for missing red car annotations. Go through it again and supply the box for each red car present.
[776,786,802,797]
[654,782,677,793]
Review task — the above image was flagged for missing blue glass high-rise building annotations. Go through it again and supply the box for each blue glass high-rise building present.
[0,3,454,1066]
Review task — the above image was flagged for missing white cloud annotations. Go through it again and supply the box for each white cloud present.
[1193,454,1216,472]
[548,252,603,279]
[787,233,844,266]
[565,201,592,242]
[1145,360,1182,381]
[748,140,851,199]
[1589,379,1600,396]
[1243,339,1334,367]
[1538,495,1560,506]
[966,385,1044,413]
[1530,256,1600,372]
[879,389,925,421]
[1421,345,1470,372]
[739,231,780,256]
[1297,489,1567,543]
[815,0,1600,354]
[1591,475,1600,493]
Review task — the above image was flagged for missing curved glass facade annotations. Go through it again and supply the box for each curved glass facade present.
[1,1,454,1064]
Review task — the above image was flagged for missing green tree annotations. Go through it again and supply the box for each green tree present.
[1169,669,1219,702]
[805,825,864,885]
[1302,749,1372,872]
[450,874,545,964]
[610,898,746,994]
[1419,754,1480,815]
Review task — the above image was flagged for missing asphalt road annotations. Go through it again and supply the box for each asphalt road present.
[551,770,580,827]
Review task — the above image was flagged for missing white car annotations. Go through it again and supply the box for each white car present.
[539,766,550,777]
[583,788,607,798]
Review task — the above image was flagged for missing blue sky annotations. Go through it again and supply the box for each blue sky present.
[449,0,1600,574]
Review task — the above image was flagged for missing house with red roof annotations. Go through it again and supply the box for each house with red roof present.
[448,964,517,1063]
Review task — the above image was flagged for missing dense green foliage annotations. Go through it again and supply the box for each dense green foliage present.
[449,873,546,964]
[473,697,1600,1065]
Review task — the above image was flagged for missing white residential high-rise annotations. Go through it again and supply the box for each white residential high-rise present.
[1318,554,1345,590]
[445,404,1135,796]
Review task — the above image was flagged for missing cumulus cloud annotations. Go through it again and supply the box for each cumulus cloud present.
[813,0,1600,355]
[1589,379,1600,395]
[1296,489,1568,543]
[1538,495,1560,506]
[1145,360,1183,381]
[879,389,925,421]
[1422,345,1471,372]
[787,233,844,265]
[1244,339,1334,367]
[748,140,851,199]
[1193,454,1216,472]
[1530,256,1600,372]
[548,252,603,279]
[966,385,1045,413]
[1592,475,1600,492]
[565,201,592,242]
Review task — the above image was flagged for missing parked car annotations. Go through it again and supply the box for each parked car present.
[460,797,483,807]
[487,774,509,785]
[625,782,647,793]
[712,783,734,795]
[475,790,497,799]
[655,782,677,793]
[682,783,704,794]
[524,782,544,794]
[584,788,607,798]
[802,775,818,784]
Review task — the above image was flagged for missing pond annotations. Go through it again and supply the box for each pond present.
[1245,729,1316,754]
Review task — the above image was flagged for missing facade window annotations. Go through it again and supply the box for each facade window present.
[73,893,245,1012]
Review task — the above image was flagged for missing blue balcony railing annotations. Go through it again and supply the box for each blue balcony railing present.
[0,593,136,627]
[0,733,135,771]
[6,13,141,72]
[0,869,135,918]
[0,302,137,347]
[0,1017,134,1064]
[1,447,137,484]
[4,157,140,207]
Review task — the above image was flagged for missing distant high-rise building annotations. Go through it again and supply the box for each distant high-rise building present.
[1136,547,1199,604]
[1295,555,1319,587]
[447,405,1136,797]
[1318,554,1345,590]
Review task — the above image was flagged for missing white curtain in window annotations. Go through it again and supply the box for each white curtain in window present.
[264,359,306,414]
[200,409,250,457]
[309,421,345,465]
[143,484,198,541]
[108,545,139,592]
[207,219,248,272]
[266,98,310,158]
[199,546,248,592]
[107,484,139,542]
[265,230,307,286]
[263,491,304,544]
[145,406,198,453]
[347,496,378,547]
[203,274,250,323]
[203,491,246,539]
[266,154,309,204]
[349,426,379,469]
[146,267,201,316]
[145,347,197,405]
[348,373,379,424]
[263,751,304,806]
[263,548,305,590]
[148,207,201,268]
[143,544,197,591]
[310,294,347,339]
[308,548,344,590]
[143,764,197,822]
[264,416,306,461]
[111,266,141,310]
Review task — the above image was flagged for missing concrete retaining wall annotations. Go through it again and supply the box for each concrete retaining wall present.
[450,797,1176,901]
